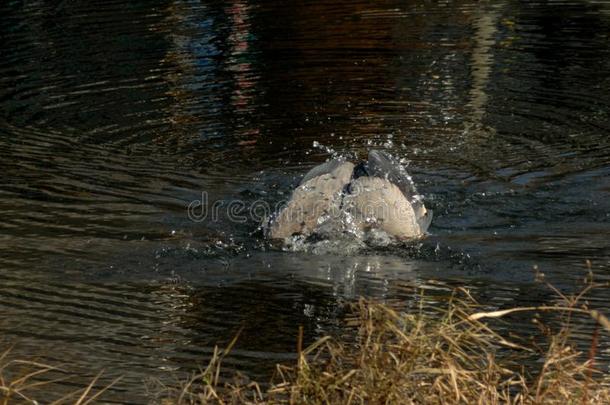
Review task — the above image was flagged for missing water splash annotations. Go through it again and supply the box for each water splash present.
[312,140,338,157]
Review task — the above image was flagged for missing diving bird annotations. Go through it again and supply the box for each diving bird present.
[266,151,432,241]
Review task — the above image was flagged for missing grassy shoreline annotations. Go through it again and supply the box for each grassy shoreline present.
[157,290,610,404]
[3,285,610,404]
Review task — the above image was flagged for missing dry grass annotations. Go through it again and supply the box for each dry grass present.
[0,347,120,405]
[3,276,610,404]
[158,284,610,405]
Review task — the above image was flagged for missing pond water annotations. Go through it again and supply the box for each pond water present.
[1,0,609,402]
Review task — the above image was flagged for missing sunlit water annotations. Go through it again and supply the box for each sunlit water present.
[1,0,609,402]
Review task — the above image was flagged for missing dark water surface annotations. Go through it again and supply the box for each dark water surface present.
[1,0,610,402]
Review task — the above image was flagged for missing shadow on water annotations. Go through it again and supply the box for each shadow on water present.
[1,0,610,402]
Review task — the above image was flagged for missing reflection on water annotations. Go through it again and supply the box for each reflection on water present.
[468,4,500,129]
[1,0,610,402]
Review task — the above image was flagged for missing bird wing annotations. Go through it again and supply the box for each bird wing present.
[268,160,354,239]
[367,151,422,207]
[300,159,352,185]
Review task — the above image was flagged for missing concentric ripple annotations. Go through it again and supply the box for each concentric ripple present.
[1,0,610,402]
